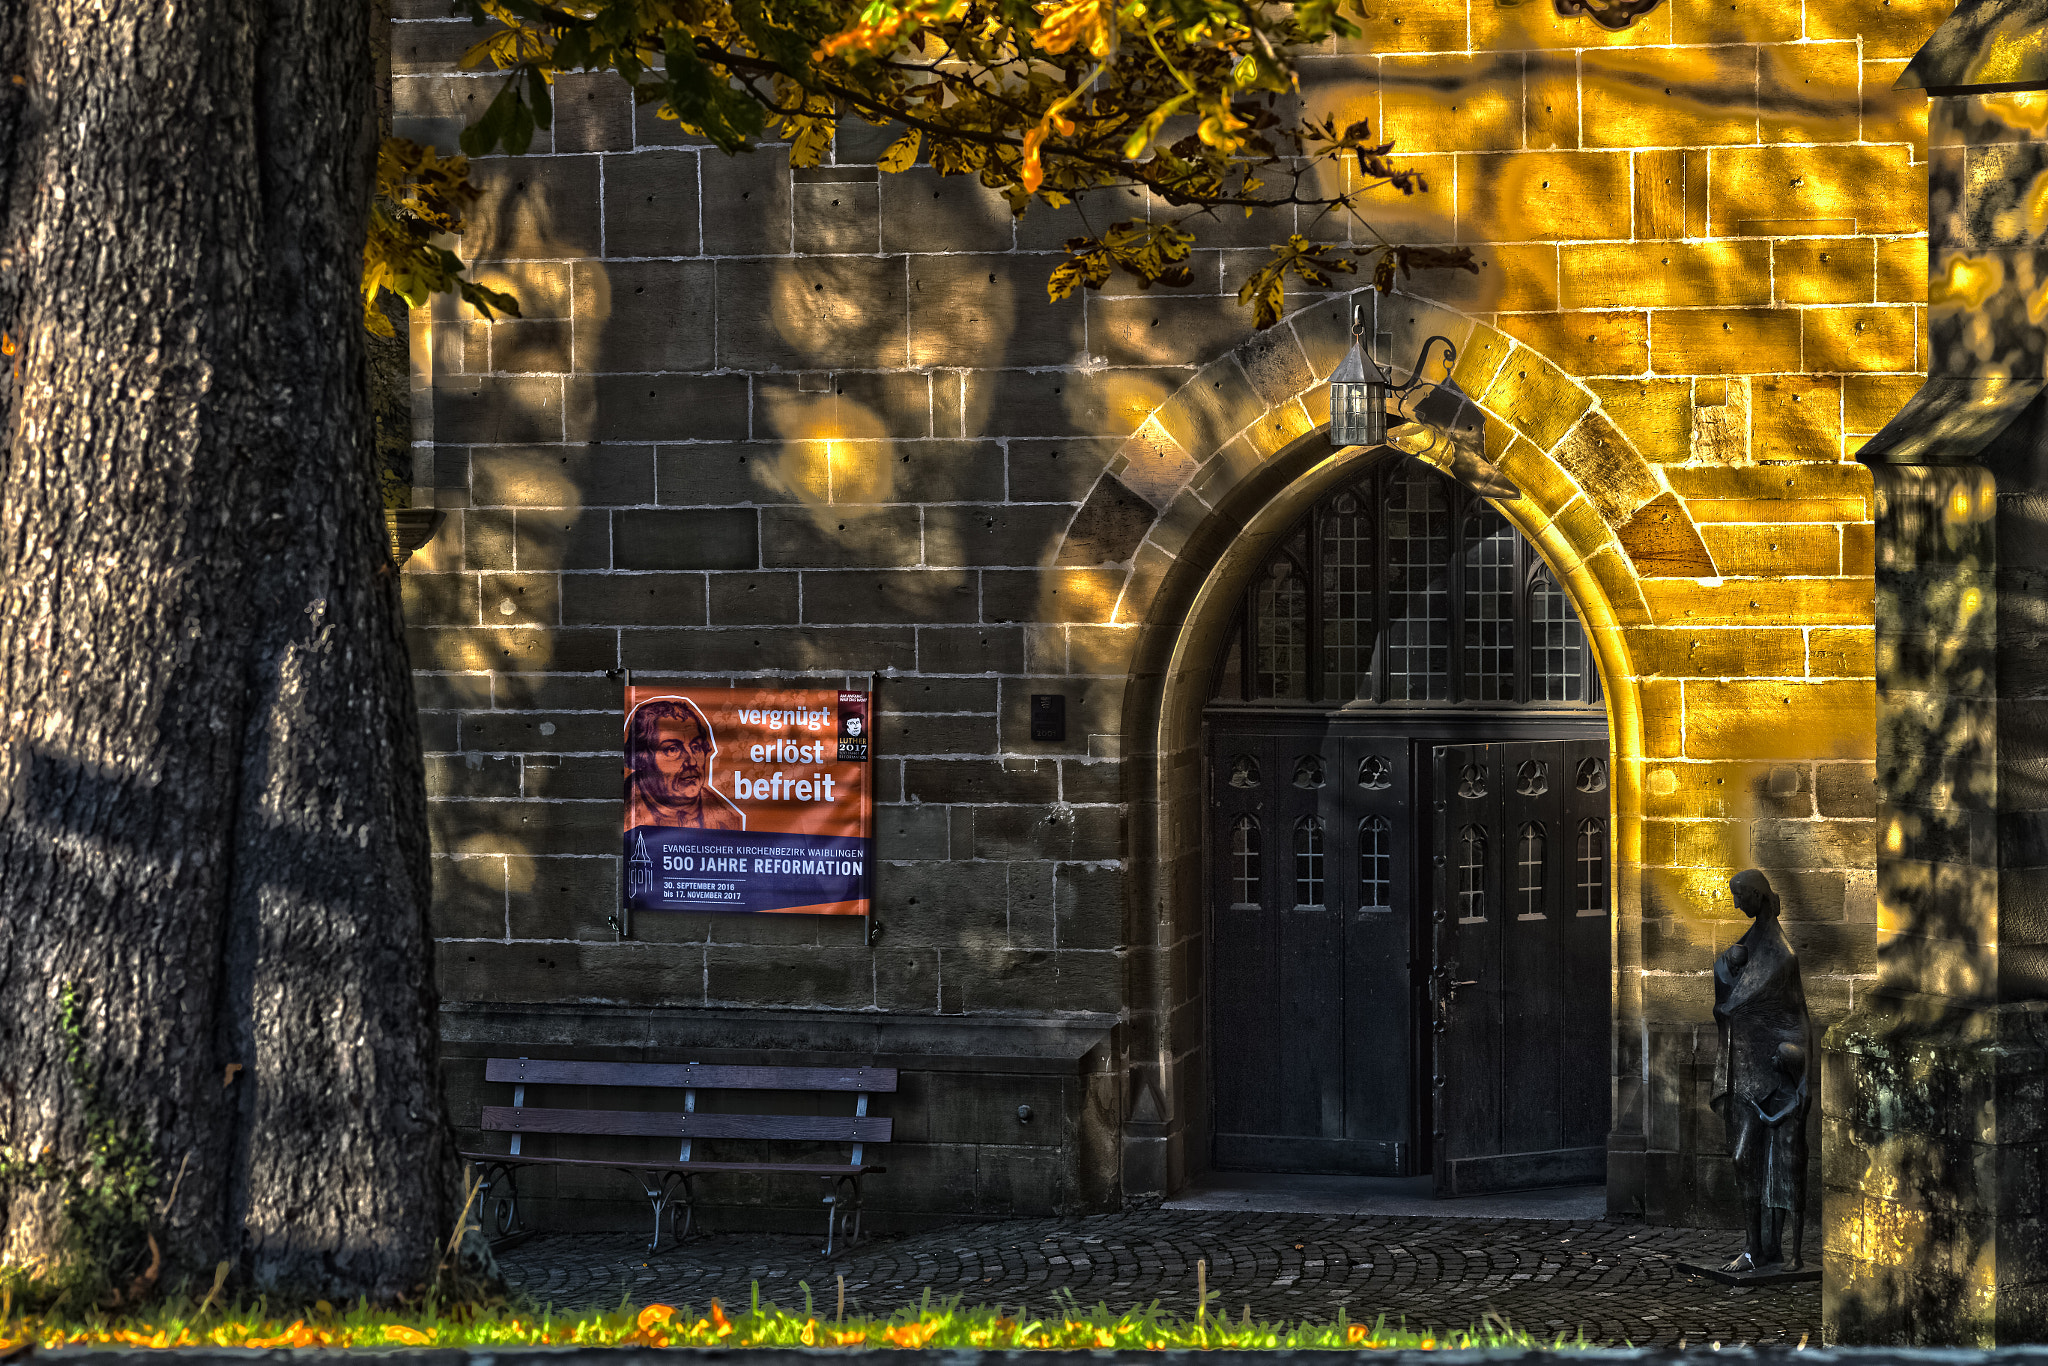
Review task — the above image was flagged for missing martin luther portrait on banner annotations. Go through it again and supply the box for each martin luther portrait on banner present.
[625,697,746,830]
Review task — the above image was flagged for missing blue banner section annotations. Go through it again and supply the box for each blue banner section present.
[623,826,870,915]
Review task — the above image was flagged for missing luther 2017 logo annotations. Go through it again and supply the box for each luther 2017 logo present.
[836,691,869,762]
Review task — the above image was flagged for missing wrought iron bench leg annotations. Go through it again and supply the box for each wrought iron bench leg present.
[627,1169,694,1253]
[821,1174,862,1258]
[472,1160,523,1242]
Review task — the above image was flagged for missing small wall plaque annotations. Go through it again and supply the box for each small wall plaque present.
[1030,694,1066,742]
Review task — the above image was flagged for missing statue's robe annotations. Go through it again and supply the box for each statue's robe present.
[1711,915,1810,1214]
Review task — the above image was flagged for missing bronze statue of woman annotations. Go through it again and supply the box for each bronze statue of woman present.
[1710,868,1812,1272]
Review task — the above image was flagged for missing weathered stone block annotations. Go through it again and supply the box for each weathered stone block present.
[961,368,1178,438]
[485,319,574,374]
[473,445,655,508]
[610,508,758,570]
[550,72,634,153]
[569,373,750,443]
[432,853,510,938]
[1701,524,1843,578]
[513,508,612,572]
[705,946,876,1009]
[1805,305,1920,373]
[980,568,1123,624]
[759,505,919,568]
[1379,54,1526,155]
[601,150,701,257]
[901,758,1059,804]
[706,571,800,625]
[1713,144,1925,237]
[1876,236,1929,304]
[464,158,603,260]
[436,376,565,444]
[1482,348,1593,451]
[879,167,1014,254]
[717,255,908,372]
[918,625,1025,674]
[619,625,916,673]
[1007,439,1126,504]
[925,504,1076,568]
[1804,0,1950,59]
[559,571,709,626]
[1652,308,1806,375]
[908,254,1085,370]
[1775,238,1879,306]
[1753,374,1846,462]
[1456,150,1631,243]
[1496,311,1647,379]
[793,167,880,255]
[506,854,623,941]
[403,573,480,628]
[805,562,986,623]
[1583,46,1761,149]
[873,805,951,863]
[477,571,561,627]
[1089,294,1253,370]
[1332,0,1463,53]
[1561,241,1774,310]
[408,626,617,675]
[699,151,792,256]
[573,260,716,372]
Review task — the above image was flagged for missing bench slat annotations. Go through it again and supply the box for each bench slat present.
[460,1151,883,1176]
[484,1059,897,1092]
[482,1106,892,1143]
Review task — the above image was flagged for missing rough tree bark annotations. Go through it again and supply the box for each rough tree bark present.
[0,0,450,1300]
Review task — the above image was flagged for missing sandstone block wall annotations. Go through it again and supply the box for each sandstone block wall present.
[390,0,1936,1227]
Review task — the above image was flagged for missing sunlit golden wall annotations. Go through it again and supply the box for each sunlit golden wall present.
[388,0,1936,1222]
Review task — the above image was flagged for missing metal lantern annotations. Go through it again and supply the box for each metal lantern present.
[1329,306,1389,448]
[1327,300,1460,451]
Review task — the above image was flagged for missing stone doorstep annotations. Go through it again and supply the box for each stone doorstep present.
[1675,1259,1822,1287]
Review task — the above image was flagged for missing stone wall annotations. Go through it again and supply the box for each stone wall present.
[390,0,1934,1229]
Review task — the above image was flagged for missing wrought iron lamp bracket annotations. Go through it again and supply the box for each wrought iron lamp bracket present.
[1386,334,1458,408]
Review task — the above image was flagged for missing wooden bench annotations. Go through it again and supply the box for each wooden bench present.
[458,1057,895,1256]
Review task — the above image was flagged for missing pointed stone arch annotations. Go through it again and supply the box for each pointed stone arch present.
[1083,292,1719,1201]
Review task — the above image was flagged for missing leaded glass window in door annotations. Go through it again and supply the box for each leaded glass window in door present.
[1213,462,1601,708]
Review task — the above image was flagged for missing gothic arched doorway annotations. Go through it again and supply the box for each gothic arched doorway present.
[1205,457,1611,1193]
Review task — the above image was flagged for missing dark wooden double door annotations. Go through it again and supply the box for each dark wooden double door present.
[1208,721,1610,1192]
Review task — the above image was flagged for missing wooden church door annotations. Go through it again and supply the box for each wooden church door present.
[1429,740,1611,1195]
[1203,460,1608,1184]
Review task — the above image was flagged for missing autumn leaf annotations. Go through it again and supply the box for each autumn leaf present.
[1036,0,1116,59]
[877,128,923,172]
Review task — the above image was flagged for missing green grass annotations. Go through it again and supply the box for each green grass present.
[1,1282,1591,1351]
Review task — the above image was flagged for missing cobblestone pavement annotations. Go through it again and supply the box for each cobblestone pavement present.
[497,1208,1819,1347]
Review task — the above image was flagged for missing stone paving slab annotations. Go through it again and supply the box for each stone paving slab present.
[497,1209,1818,1348]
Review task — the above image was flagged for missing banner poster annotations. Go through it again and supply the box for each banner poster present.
[622,686,872,917]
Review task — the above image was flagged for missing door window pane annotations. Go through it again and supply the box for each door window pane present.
[1320,490,1375,700]
[1529,565,1586,702]
[1457,824,1487,922]
[1462,506,1516,701]
[1383,468,1452,700]
[1294,816,1325,907]
[1231,816,1261,905]
[1255,557,1308,700]
[1517,821,1547,920]
[1576,817,1607,915]
[1359,815,1392,910]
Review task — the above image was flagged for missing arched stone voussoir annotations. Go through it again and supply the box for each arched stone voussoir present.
[1050,292,1718,631]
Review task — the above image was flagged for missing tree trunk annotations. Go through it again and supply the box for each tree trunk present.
[0,0,449,1302]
